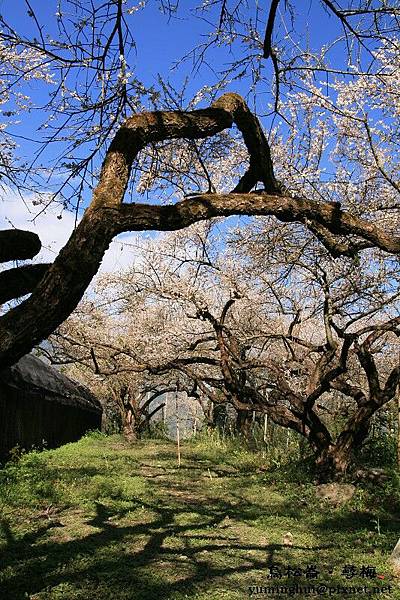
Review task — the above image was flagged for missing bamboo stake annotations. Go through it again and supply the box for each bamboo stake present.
[263,413,268,458]
[175,393,181,467]
[397,382,400,470]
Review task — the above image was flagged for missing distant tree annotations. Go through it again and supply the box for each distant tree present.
[42,295,179,440]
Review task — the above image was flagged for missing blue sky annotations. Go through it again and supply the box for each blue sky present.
[0,1,354,166]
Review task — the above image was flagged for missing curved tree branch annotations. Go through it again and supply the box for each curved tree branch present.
[0,229,41,263]
[0,263,50,304]
[0,92,399,368]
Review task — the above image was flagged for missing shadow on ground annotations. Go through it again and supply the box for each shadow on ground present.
[1,441,398,600]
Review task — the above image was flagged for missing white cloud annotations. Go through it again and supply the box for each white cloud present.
[0,191,144,273]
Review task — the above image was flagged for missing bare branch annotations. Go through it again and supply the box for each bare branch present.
[263,0,281,59]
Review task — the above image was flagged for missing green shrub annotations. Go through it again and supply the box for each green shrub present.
[0,451,60,507]
[80,429,108,441]
[142,421,169,440]
[356,434,397,468]
[187,427,268,472]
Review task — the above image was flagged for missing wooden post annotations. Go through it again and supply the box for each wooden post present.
[263,413,268,458]
[146,391,151,433]
[209,400,214,426]
[397,382,400,470]
[175,393,181,467]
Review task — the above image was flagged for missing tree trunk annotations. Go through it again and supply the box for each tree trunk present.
[315,444,352,482]
[212,403,228,430]
[121,407,138,443]
[314,403,377,481]
[236,409,253,437]
[1,94,398,368]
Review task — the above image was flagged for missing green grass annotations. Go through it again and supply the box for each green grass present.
[0,432,399,599]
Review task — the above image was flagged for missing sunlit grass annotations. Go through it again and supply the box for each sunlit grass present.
[0,432,399,599]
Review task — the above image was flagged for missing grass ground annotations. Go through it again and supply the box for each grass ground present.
[0,432,399,599]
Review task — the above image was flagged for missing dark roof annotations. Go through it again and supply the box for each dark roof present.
[0,354,102,414]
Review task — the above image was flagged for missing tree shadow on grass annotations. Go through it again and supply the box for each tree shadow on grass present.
[0,518,15,546]
[1,461,398,600]
[1,482,351,600]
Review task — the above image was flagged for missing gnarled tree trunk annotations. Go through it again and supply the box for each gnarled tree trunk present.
[236,409,253,437]
[314,402,378,481]
[122,408,138,443]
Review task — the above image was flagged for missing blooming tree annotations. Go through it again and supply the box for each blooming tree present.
[48,212,398,479]
[0,0,399,373]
